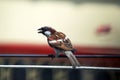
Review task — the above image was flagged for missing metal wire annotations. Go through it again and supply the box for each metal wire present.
[0,54,120,58]
[0,65,119,70]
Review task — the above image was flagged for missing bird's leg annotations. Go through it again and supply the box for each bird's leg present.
[54,49,61,58]
[55,52,59,58]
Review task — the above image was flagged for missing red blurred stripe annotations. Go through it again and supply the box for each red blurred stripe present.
[0,43,54,54]
[0,43,120,54]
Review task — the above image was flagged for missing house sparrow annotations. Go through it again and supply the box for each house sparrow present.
[38,26,80,68]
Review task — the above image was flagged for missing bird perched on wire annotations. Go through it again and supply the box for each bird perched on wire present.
[38,26,80,68]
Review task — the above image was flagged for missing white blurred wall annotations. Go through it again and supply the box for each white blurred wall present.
[0,1,120,47]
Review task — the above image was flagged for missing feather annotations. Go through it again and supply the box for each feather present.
[64,51,80,68]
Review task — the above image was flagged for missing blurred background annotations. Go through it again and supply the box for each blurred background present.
[0,0,120,46]
[0,0,120,80]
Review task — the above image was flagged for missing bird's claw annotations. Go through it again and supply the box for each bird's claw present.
[49,54,55,60]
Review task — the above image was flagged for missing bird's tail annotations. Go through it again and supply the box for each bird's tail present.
[64,51,80,68]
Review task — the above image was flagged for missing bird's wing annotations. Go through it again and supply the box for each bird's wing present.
[48,32,74,51]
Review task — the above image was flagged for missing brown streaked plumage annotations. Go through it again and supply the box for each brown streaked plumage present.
[38,26,80,68]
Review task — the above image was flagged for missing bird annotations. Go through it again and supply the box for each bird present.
[38,26,80,68]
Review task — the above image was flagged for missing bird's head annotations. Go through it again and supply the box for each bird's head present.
[38,26,56,37]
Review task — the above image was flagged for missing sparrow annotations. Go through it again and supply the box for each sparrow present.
[38,26,80,68]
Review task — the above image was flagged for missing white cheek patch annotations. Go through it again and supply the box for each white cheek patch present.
[44,31,51,36]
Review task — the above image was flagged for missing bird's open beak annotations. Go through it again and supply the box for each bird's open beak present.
[38,28,43,33]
